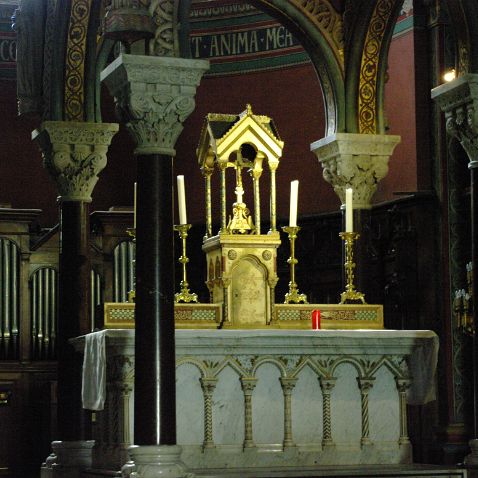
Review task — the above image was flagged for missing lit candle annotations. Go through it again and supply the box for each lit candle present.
[289,180,299,227]
[312,310,321,330]
[345,187,353,232]
[177,175,187,225]
[133,182,137,229]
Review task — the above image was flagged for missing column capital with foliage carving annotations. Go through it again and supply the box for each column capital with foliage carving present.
[101,53,209,156]
[32,121,119,202]
[311,133,400,209]
[432,74,478,168]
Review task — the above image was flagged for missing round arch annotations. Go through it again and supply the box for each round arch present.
[66,0,346,135]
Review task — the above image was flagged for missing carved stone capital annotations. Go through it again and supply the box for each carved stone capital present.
[32,121,119,202]
[395,378,411,393]
[200,377,218,395]
[240,377,257,394]
[311,133,400,209]
[101,54,209,156]
[432,74,478,167]
[357,377,375,393]
[279,377,297,394]
[319,377,337,393]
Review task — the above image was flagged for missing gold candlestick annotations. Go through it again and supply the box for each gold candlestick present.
[126,227,136,303]
[174,224,198,303]
[282,226,308,304]
[339,231,366,304]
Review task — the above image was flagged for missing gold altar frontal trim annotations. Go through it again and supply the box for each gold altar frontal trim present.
[103,302,383,329]
[273,304,383,329]
[103,302,222,329]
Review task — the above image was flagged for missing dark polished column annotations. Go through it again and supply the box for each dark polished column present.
[57,201,91,440]
[101,53,208,477]
[432,73,478,465]
[471,166,478,438]
[134,154,176,445]
[33,121,118,449]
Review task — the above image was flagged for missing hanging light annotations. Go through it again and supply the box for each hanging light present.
[443,69,456,83]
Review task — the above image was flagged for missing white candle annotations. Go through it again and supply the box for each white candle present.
[133,182,137,229]
[177,175,187,225]
[289,180,299,227]
[345,187,353,232]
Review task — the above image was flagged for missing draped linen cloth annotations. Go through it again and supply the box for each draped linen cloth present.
[81,330,107,410]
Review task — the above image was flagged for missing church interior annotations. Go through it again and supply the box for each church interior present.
[2,0,478,477]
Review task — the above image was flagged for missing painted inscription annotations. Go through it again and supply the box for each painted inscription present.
[191,25,297,59]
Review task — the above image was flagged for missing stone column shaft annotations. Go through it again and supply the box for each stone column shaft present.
[280,377,297,448]
[135,154,176,445]
[200,377,217,449]
[395,378,411,445]
[241,377,257,449]
[357,377,375,446]
[319,377,336,446]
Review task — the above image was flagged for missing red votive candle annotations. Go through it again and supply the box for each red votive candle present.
[312,310,321,329]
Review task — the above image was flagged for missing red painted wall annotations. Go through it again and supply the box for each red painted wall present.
[0,27,419,228]
[173,63,340,226]
[0,81,58,226]
[377,29,418,202]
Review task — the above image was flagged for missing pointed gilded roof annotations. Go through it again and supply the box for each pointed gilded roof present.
[197,104,284,168]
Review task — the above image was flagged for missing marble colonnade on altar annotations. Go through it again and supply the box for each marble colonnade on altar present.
[72,329,438,474]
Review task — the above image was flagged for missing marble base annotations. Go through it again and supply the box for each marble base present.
[464,438,478,466]
[40,441,95,478]
[125,445,193,478]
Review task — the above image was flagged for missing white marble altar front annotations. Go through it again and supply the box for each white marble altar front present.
[72,329,438,473]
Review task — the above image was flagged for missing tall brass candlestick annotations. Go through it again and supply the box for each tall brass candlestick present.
[174,224,198,303]
[126,227,136,303]
[282,226,308,304]
[339,231,366,304]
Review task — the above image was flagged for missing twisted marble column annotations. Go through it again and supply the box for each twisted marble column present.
[319,377,336,446]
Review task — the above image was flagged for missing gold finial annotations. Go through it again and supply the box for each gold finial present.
[246,103,252,115]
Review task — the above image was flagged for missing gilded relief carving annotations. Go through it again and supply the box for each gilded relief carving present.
[64,0,92,121]
[358,0,394,134]
[289,0,344,69]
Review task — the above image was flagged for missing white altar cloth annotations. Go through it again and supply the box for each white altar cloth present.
[72,329,438,471]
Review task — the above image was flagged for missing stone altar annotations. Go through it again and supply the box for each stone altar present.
[72,329,438,474]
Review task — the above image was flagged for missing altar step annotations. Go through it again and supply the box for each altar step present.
[82,464,467,478]
[194,464,467,478]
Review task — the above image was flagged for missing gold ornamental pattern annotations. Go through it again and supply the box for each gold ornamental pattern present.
[64,0,92,121]
[358,0,393,134]
[289,0,344,70]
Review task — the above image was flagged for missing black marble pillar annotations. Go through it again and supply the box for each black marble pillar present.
[134,154,176,445]
[57,201,91,440]
[471,166,478,438]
